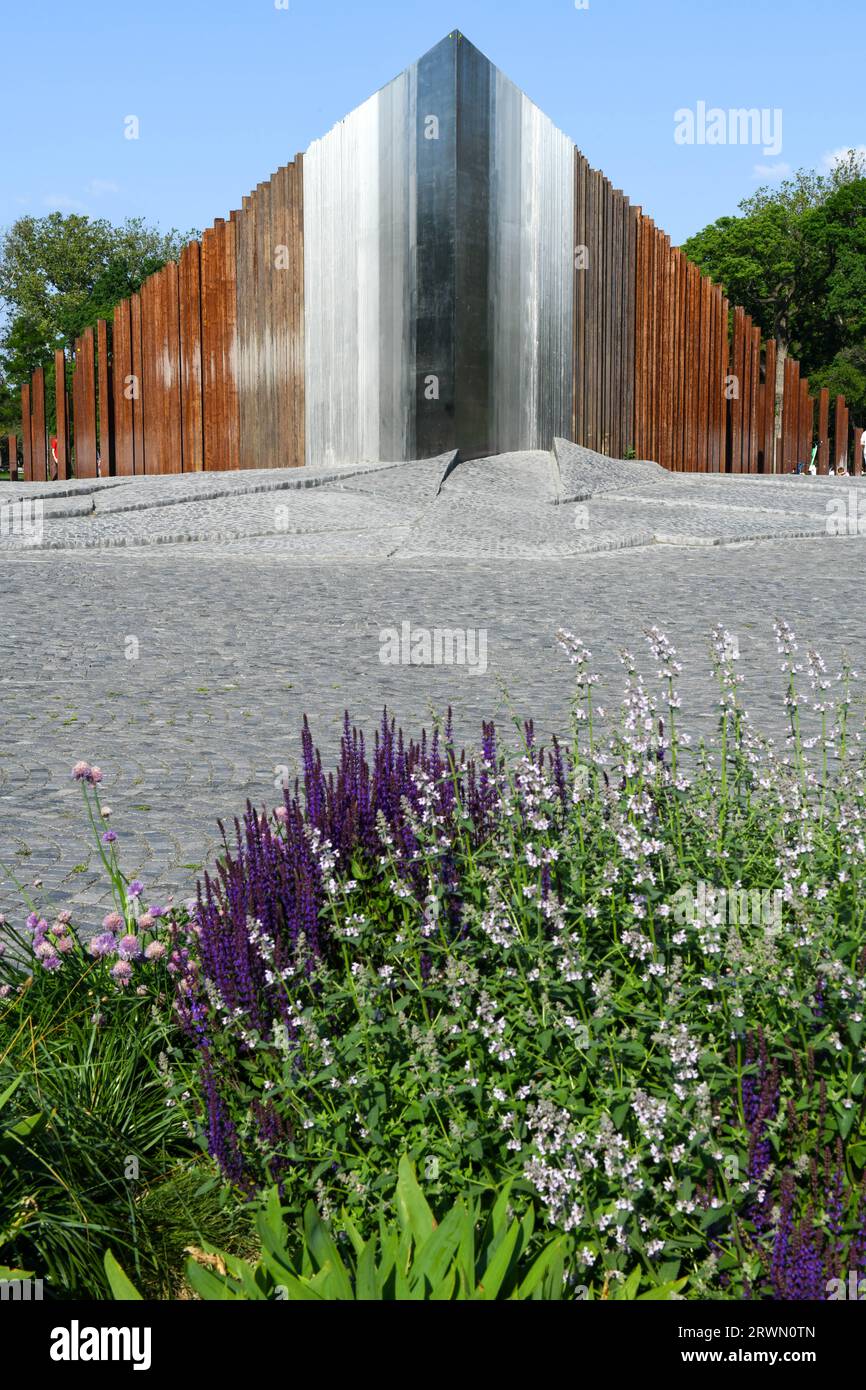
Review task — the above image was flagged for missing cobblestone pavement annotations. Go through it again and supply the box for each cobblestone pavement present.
[2,444,865,931]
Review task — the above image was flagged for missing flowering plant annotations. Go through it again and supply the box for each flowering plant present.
[178,623,866,1299]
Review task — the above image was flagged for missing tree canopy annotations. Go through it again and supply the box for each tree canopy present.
[682,151,866,422]
[0,212,197,435]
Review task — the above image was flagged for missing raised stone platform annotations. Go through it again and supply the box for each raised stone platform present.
[0,444,859,554]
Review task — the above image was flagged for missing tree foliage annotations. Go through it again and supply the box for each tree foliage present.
[0,212,197,436]
[682,151,866,421]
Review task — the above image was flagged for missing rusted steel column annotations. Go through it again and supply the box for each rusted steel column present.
[179,240,204,472]
[854,426,863,477]
[73,329,98,477]
[818,388,830,474]
[6,434,17,480]
[799,382,813,472]
[97,319,115,476]
[31,366,47,481]
[112,299,135,476]
[835,395,847,472]
[54,348,69,480]
[763,339,776,473]
[130,293,144,474]
[729,307,744,473]
[21,383,32,481]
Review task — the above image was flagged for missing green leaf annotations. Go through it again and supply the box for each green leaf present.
[638,1278,689,1300]
[395,1155,436,1250]
[410,1201,466,1292]
[0,1076,22,1113]
[475,1219,520,1300]
[303,1203,354,1300]
[356,1234,380,1301]
[517,1236,567,1299]
[104,1250,143,1301]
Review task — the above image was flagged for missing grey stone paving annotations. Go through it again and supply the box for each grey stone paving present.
[2,443,866,933]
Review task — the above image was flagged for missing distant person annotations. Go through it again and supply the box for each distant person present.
[50,435,59,480]
[808,443,818,475]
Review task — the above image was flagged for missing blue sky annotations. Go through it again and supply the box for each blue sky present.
[4,0,863,248]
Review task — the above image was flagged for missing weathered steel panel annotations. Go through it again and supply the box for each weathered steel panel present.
[112,299,135,476]
[21,385,32,481]
[818,387,830,475]
[73,329,98,477]
[179,240,204,472]
[54,348,68,480]
[97,319,114,476]
[30,366,47,482]
[130,293,144,474]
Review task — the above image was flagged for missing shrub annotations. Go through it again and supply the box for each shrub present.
[181,622,866,1299]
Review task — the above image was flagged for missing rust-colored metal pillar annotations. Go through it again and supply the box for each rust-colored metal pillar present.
[21,383,32,481]
[54,347,69,480]
[97,319,115,476]
[6,434,16,480]
[835,395,847,472]
[818,388,830,475]
[799,381,812,470]
[31,366,47,481]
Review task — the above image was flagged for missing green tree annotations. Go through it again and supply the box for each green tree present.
[682,151,866,433]
[0,212,197,434]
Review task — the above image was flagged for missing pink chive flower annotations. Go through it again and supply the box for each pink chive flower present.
[89,767,103,784]
[127,881,144,900]
[274,806,289,823]
[34,940,55,960]
[56,910,72,925]
[117,934,142,961]
[55,936,75,954]
[72,761,92,781]
[137,913,155,931]
[42,955,63,972]
[144,941,166,961]
[111,961,133,986]
[89,933,117,958]
[103,913,124,933]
